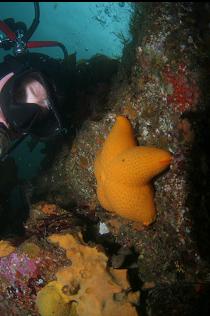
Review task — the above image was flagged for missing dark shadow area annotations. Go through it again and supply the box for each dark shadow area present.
[145,283,210,316]
[181,2,210,264]
[0,158,29,237]
[182,109,210,263]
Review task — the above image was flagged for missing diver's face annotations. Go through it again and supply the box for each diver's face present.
[25,80,50,109]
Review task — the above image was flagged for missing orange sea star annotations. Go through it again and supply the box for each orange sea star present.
[94,116,172,225]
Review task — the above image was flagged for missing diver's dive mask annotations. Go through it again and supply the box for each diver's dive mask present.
[0,68,64,139]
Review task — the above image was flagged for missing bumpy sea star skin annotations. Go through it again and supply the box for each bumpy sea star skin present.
[94,116,172,225]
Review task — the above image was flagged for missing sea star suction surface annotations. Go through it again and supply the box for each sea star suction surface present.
[94,115,172,225]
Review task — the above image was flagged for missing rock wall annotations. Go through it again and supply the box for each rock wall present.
[32,3,210,311]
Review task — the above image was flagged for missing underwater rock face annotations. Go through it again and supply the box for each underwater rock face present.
[32,3,210,311]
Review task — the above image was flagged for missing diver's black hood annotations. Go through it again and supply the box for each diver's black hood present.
[0,55,64,139]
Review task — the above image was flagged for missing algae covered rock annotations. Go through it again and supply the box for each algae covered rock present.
[0,202,139,315]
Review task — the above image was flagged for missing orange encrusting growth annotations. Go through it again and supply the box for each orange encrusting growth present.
[94,116,172,225]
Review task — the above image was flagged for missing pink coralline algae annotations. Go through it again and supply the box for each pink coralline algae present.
[0,238,70,316]
[0,253,41,284]
[0,248,58,314]
[0,252,45,310]
[164,64,200,113]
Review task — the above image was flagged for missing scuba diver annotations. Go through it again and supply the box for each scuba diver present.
[0,2,75,236]
[0,2,71,161]
[0,2,119,237]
